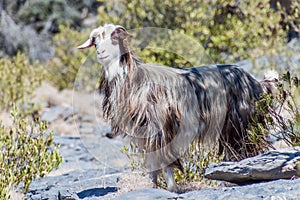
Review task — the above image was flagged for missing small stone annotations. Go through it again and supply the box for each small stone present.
[58,190,80,200]
[80,115,95,123]
[65,115,78,124]
[93,124,112,137]
[62,106,76,120]
[79,123,94,134]
[41,106,65,122]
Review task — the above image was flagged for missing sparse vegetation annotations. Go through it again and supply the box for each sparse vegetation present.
[0,53,44,111]
[248,71,300,151]
[176,143,220,186]
[47,24,99,91]
[0,51,62,199]
[1,0,299,196]
[121,141,220,190]
[97,0,299,64]
[0,107,62,199]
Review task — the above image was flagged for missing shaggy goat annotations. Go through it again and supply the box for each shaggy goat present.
[78,24,269,192]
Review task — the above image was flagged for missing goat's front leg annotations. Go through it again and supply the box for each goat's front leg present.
[149,170,160,188]
[163,166,179,193]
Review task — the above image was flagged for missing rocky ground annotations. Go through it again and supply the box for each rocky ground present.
[14,83,299,200]
[25,131,300,200]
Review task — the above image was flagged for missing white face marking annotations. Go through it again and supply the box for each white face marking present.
[92,24,120,66]
[89,24,128,81]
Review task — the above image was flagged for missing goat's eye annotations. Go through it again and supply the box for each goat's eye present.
[111,35,118,45]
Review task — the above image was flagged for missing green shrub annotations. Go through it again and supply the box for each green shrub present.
[248,71,300,148]
[45,0,299,89]
[97,0,212,67]
[174,143,220,187]
[47,24,100,91]
[121,142,145,171]
[272,72,300,145]
[0,52,62,199]
[0,108,62,199]
[97,0,299,64]
[17,0,81,32]
[0,53,44,111]
[121,141,220,190]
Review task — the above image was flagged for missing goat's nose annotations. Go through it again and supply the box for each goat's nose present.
[97,49,105,54]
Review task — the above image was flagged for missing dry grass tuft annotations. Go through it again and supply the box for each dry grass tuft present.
[116,171,154,194]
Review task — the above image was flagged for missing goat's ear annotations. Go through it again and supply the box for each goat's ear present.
[112,27,132,41]
[77,38,94,49]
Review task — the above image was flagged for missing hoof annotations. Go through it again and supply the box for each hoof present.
[168,185,180,193]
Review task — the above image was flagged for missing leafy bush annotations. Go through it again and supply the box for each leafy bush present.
[0,53,62,199]
[17,0,82,33]
[46,24,100,91]
[0,53,45,111]
[174,143,220,187]
[248,71,300,149]
[97,0,299,64]
[45,0,299,89]
[270,72,300,145]
[97,0,212,67]
[0,108,62,199]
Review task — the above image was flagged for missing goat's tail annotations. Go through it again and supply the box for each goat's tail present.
[260,70,279,96]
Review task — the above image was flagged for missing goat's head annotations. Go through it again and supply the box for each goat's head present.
[77,24,132,66]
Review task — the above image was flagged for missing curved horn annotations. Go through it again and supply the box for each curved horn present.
[77,38,94,49]
[115,25,126,31]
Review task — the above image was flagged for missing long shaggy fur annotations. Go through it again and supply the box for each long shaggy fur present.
[78,24,271,191]
[100,30,267,170]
